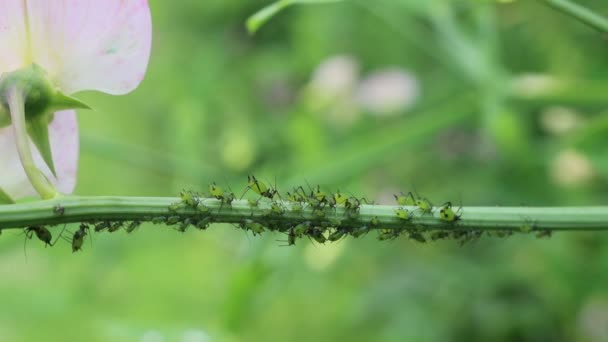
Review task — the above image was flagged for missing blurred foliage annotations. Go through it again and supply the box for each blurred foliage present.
[2,0,608,341]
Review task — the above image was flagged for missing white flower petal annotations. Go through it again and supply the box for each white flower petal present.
[25,0,152,95]
[0,110,78,199]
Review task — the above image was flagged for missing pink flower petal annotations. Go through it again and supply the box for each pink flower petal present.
[0,1,29,72]
[0,110,79,199]
[25,0,152,95]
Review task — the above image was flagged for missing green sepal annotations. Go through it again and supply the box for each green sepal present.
[50,91,91,112]
[0,187,15,204]
[26,114,56,177]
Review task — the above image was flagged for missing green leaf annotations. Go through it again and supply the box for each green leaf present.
[246,0,346,34]
[50,91,91,112]
[0,188,14,204]
[26,116,56,177]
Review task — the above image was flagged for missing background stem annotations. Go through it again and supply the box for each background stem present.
[542,0,608,33]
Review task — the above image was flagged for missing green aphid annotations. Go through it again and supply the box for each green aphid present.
[168,202,182,212]
[287,229,296,246]
[25,226,53,247]
[196,217,213,230]
[329,218,342,226]
[395,208,411,221]
[438,202,462,223]
[409,231,427,243]
[166,216,181,225]
[248,198,260,208]
[351,225,370,238]
[94,221,111,232]
[248,222,266,236]
[246,175,278,200]
[178,218,193,232]
[312,185,327,203]
[293,222,311,237]
[394,192,416,206]
[72,224,89,253]
[287,189,307,203]
[312,208,326,218]
[333,191,349,206]
[265,202,284,216]
[108,222,124,233]
[290,201,303,213]
[430,231,450,241]
[378,229,399,241]
[152,216,167,225]
[125,221,141,234]
[309,228,327,244]
[209,182,224,199]
[519,219,536,233]
[328,229,346,242]
[370,216,380,227]
[415,197,433,214]
[536,229,552,239]
[197,204,210,214]
[180,190,199,208]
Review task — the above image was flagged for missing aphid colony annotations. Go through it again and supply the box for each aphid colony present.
[13,176,537,253]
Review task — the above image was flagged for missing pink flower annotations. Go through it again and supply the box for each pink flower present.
[0,0,152,200]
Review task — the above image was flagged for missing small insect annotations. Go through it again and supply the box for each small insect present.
[240,219,265,236]
[151,216,167,225]
[312,208,326,218]
[195,217,213,230]
[108,221,124,233]
[438,202,462,223]
[168,202,182,212]
[328,229,347,242]
[125,221,141,234]
[53,205,65,216]
[519,218,536,233]
[394,192,416,206]
[287,229,296,246]
[180,190,199,208]
[24,226,53,247]
[292,222,311,237]
[166,216,181,226]
[94,221,111,232]
[350,225,370,238]
[395,208,411,221]
[265,202,285,217]
[333,191,349,206]
[536,229,552,239]
[309,227,327,244]
[378,229,400,241]
[408,230,427,243]
[370,216,380,227]
[415,197,433,215]
[243,175,278,200]
[71,224,90,253]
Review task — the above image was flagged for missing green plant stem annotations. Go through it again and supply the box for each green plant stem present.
[0,196,607,232]
[542,0,608,33]
[6,86,59,200]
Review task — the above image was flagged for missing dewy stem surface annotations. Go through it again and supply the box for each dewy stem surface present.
[0,196,607,232]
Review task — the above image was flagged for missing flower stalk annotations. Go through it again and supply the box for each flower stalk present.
[1,196,607,240]
[5,86,59,200]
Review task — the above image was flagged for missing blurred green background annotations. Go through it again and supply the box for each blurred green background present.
[2,0,608,341]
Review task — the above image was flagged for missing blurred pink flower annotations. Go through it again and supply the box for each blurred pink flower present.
[356,68,419,115]
[0,0,152,199]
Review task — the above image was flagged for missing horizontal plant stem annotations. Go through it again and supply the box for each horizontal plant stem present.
[542,0,608,33]
[0,196,607,232]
